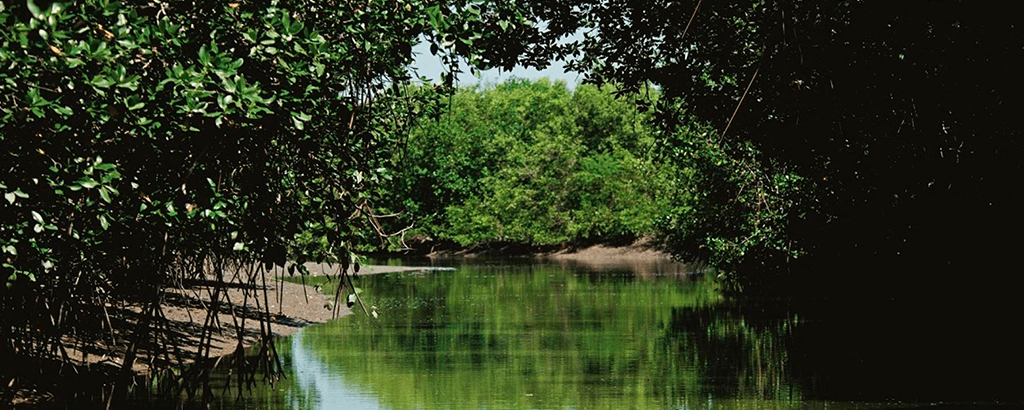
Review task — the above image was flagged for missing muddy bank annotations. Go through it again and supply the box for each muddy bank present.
[385,236,694,275]
[4,264,425,408]
[7,250,682,407]
[121,264,426,370]
[383,236,670,259]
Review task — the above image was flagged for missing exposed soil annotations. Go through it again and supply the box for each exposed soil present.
[395,235,671,259]
[420,236,693,275]
[110,264,426,371]
[7,250,679,408]
[4,264,425,408]
[156,264,431,357]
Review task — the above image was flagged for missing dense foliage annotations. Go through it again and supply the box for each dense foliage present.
[5,0,1018,402]
[0,0,550,399]
[483,1,1024,290]
[375,79,677,247]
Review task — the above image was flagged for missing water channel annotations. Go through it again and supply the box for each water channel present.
[184,258,1020,409]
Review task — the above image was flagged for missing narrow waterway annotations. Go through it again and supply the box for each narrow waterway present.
[180,259,1020,409]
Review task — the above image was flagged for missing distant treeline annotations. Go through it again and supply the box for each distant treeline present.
[372,79,681,247]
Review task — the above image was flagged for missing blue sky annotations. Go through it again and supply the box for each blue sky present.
[407,39,582,87]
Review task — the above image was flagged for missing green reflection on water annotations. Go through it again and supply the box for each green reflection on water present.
[141,261,1023,409]
[285,263,804,410]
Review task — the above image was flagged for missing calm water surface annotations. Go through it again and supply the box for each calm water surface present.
[200,259,1021,409]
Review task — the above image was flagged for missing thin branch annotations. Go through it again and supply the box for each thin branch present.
[720,64,760,141]
[681,0,703,41]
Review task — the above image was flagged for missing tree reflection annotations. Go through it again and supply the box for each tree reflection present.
[295,264,805,409]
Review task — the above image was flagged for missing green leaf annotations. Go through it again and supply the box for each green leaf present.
[76,178,99,189]
[99,187,112,203]
[233,242,245,251]
[92,75,114,88]
[4,192,14,204]
[31,211,43,223]
[98,214,109,230]
[198,44,210,65]
[222,76,237,93]
[426,6,442,29]
[26,0,42,19]
[53,105,73,116]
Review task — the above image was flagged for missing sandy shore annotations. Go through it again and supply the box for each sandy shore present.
[28,265,423,376]
[29,249,676,374]
[8,249,677,407]
[149,245,679,369]
[6,265,430,408]
[426,237,687,276]
[151,264,428,369]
